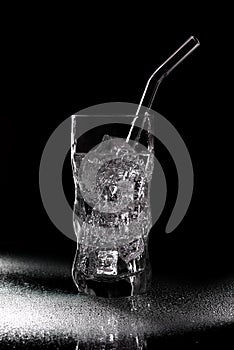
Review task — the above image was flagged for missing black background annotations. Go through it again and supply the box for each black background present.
[2,11,233,282]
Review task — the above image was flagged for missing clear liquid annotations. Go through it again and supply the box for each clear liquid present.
[72,136,153,293]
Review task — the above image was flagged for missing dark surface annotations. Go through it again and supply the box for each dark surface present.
[0,247,233,349]
[2,9,233,349]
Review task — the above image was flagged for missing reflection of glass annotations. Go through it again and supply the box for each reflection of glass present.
[71,114,154,297]
[75,299,148,349]
[76,333,147,349]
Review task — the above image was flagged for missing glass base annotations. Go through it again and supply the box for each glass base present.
[72,238,152,297]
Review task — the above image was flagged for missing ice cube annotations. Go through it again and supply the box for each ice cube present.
[94,138,135,156]
[119,238,144,263]
[96,250,118,275]
[102,134,112,142]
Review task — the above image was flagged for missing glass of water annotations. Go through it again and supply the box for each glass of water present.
[71,114,154,297]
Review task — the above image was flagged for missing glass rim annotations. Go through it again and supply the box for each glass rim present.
[71,114,154,118]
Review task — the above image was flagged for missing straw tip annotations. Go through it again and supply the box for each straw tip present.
[190,36,200,46]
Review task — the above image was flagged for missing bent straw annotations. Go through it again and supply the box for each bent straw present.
[126,36,200,143]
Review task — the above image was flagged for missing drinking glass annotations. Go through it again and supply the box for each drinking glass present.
[71,114,154,297]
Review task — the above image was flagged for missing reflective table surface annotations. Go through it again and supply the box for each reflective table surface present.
[0,249,233,349]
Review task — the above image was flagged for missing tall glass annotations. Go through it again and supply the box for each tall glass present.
[71,114,154,297]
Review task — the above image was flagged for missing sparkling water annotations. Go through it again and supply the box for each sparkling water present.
[72,136,154,292]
